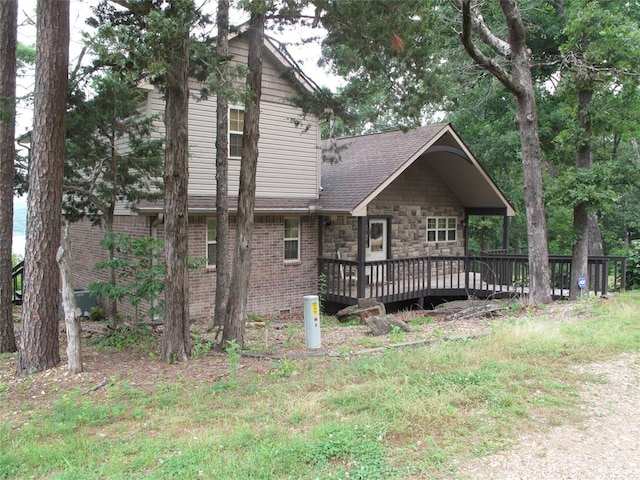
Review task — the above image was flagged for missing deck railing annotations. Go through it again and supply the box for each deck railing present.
[319,254,626,305]
[12,260,24,305]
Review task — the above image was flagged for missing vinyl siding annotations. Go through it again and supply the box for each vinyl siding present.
[145,87,320,199]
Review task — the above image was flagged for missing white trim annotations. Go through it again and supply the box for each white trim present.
[426,216,457,243]
[228,105,244,159]
[284,217,300,262]
[351,124,516,217]
[206,217,217,267]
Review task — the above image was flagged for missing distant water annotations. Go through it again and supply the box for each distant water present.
[13,197,27,257]
[13,233,26,257]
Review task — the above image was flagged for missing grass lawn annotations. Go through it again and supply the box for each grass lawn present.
[1,293,639,479]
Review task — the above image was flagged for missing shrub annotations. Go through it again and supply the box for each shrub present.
[625,241,640,289]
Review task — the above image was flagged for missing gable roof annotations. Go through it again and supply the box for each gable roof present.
[319,124,516,217]
[231,23,319,95]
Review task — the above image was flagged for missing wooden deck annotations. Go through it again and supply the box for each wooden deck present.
[319,254,627,306]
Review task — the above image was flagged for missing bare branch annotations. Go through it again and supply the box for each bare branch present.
[63,184,108,215]
[459,1,521,95]
[452,0,511,57]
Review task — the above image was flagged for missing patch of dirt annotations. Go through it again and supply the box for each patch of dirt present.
[455,352,640,479]
[1,304,498,423]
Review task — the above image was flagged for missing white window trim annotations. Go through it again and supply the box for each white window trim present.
[284,217,301,263]
[206,217,217,268]
[228,105,244,159]
[426,216,457,243]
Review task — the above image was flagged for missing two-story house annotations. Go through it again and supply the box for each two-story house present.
[69,29,516,319]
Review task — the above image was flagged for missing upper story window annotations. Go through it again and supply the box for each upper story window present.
[426,217,457,243]
[229,107,244,158]
[207,217,217,267]
[284,217,300,262]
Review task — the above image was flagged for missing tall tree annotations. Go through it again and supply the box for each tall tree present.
[458,0,551,304]
[214,0,231,329]
[90,0,213,361]
[17,0,70,376]
[0,0,18,354]
[222,8,265,349]
[552,0,640,297]
[64,72,164,324]
[161,0,193,362]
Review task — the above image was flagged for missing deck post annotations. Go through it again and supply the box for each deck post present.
[502,216,510,252]
[357,216,367,299]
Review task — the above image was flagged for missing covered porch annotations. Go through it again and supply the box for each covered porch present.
[319,253,627,307]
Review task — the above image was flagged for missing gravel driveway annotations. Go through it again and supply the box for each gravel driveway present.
[456,353,640,479]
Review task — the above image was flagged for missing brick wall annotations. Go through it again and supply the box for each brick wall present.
[68,216,153,320]
[322,158,466,260]
[70,213,319,321]
[187,214,319,319]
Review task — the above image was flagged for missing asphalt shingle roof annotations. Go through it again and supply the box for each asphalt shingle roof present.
[319,124,450,213]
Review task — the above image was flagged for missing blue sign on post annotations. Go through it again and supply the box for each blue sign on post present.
[577,276,587,290]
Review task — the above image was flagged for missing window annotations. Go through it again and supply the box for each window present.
[229,107,244,158]
[426,217,457,243]
[284,218,300,262]
[206,218,217,266]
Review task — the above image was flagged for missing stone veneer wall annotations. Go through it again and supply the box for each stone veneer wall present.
[322,158,466,260]
[69,213,319,321]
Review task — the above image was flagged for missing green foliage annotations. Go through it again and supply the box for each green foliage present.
[548,164,618,211]
[410,316,436,325]
[92,325,154,352]
[305,422,392,478]
[624,241,640,290]
[89,233,165,324]
[389,325,405,344]
[64,71,164,226]
[317,273,327,313]
[318,0,640,255]
[88,306,106,322]
[224,339,241,386]
[2,294,640,478]
[269,358,296,379]
[11,254,22,268]
[191,335,215,358]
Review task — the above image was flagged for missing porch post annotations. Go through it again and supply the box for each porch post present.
[463,211,469,256]
[502,216,510,253]
[357,216,367,299]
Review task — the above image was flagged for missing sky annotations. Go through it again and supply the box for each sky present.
[15,0,341,136]
[13,0,341,254]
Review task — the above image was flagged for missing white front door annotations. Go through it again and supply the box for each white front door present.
[366,219,387,284]
[366,219,387,261]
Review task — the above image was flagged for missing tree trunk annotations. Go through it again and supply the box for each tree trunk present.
[0,0,18,353]
[460,0,551,305]
[587,212,603,255]
[103,211,118,327]
[161,7,191,362]
[214,0,230,328]
[569,86,593,300]
[17,0,69,376]
[222,11,264,350]
[505,2,551,305]
[57,221,82,373]
[513,84,552,305]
